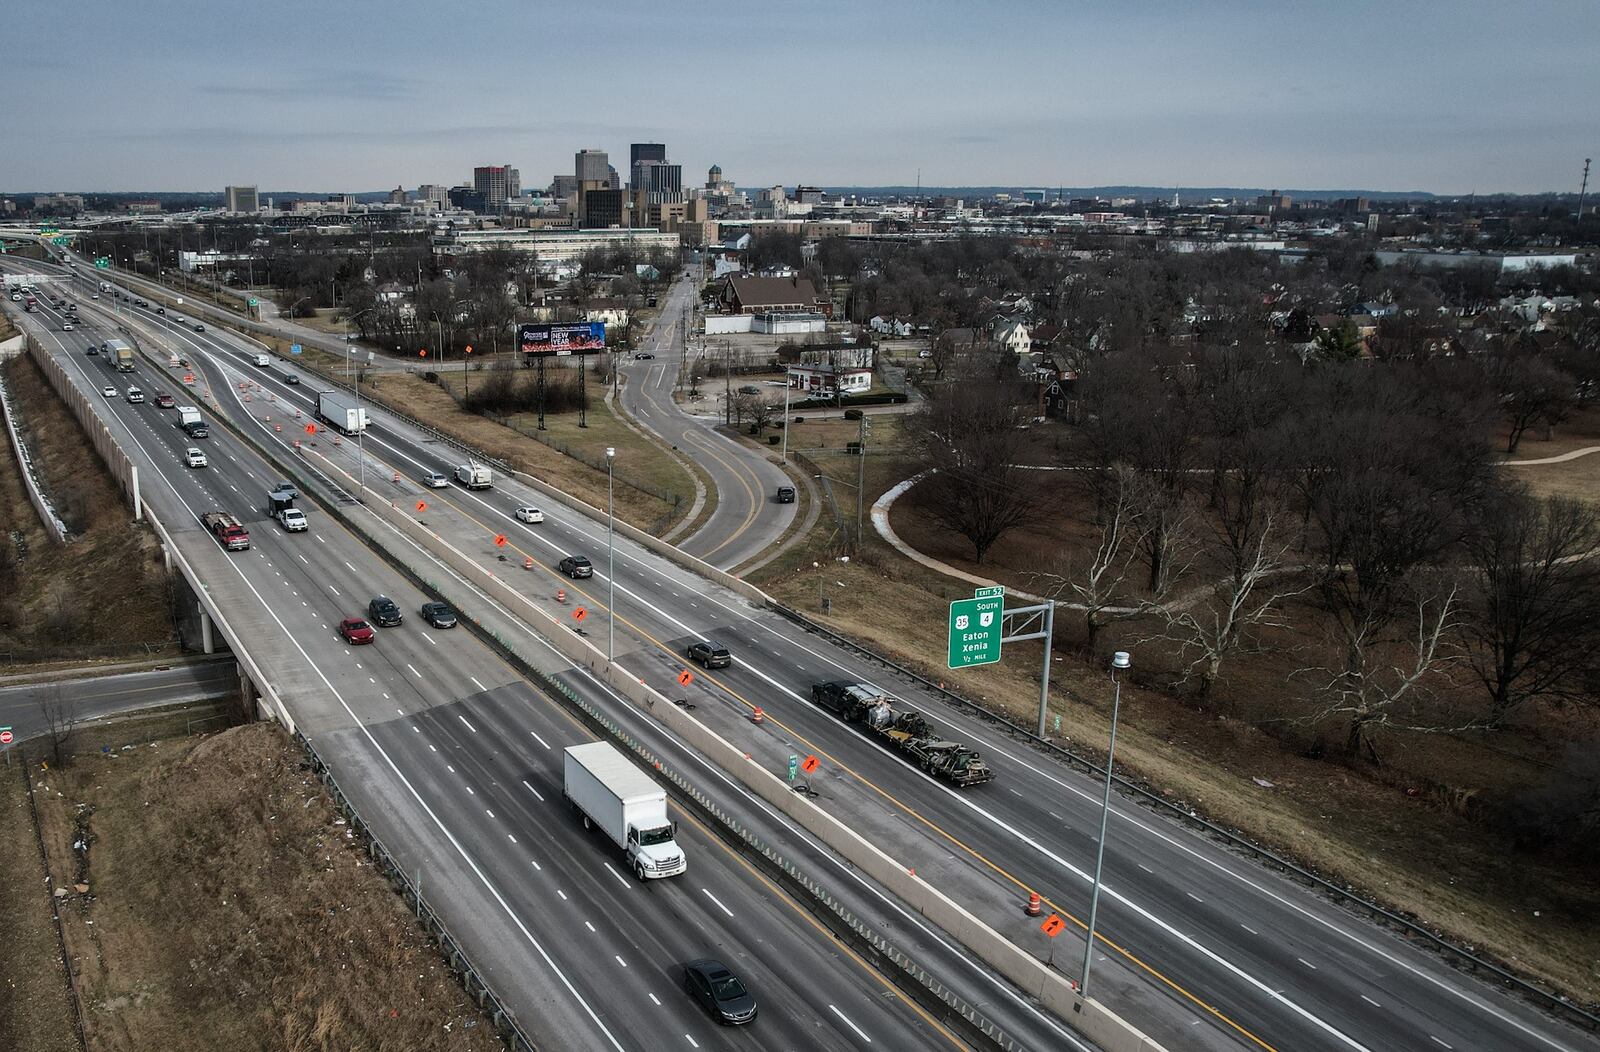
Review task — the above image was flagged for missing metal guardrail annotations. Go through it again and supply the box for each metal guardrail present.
[768,603,1600,1032]
[295,732,538,1052]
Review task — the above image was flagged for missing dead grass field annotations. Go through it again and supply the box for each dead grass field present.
[0,353,178,667]
[0,766,79,1052]
[30,724,503,1052]
[1504,405,1600,501]
[751,446,1600,1006]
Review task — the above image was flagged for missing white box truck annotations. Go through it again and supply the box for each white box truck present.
[563,742,687,881]
[455,462,492,489]
[315,390,368,435]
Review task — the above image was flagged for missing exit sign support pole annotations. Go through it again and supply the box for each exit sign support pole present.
[997,601,1058,737]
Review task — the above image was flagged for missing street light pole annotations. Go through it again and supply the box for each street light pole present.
[1080,650,1130,1002]
[780,374,792,465]
[606,446,616,663]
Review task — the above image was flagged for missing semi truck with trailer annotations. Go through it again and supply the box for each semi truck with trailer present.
[562,742,687,881]
[315,390,368,435]
[809,681,995,786]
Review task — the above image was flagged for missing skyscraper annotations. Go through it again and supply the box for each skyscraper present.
[631,160,683,203]
[575,149,609,185]
[630,142,667,169]
[473,165,520,209]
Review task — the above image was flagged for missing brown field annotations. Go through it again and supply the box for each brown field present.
[27,724,503,1052]
[0,352,178,668]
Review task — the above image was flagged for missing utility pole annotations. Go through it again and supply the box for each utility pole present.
[1580,158,1593,220]
[853,411,868,549]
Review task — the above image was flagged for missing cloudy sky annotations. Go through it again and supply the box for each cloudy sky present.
[6,0,1597,194]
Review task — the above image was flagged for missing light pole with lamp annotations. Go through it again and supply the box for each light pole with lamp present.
[345,308,373,498]
[605,446,616,663]
[1080,650,1130,1002]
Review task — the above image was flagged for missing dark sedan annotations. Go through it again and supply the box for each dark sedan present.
[420,601,457,629]
[683,960,756,1025]
[367,596,403,627]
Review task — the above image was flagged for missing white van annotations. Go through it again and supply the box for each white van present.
[254,354,271,367]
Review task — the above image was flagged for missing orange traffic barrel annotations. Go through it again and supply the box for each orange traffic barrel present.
[524,556,534,570]
[751,707,765,724]
[556,588,567,604]
[1025,891,1042,916]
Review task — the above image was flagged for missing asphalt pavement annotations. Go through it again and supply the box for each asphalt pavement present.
[619,274,798,572]
[26,252,1600,1052]
[0,660,236,741]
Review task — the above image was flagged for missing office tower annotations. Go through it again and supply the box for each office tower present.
[576,149,609,185]
[474,165,519,209]
[224,185,259,212]
[631,160,683,203]
[630,142,666,169]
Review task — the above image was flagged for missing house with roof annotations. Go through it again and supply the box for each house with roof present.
[993,318,1031,356]
[719,274,830,317]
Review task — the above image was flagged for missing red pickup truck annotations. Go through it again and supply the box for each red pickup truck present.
[201,511,250,551]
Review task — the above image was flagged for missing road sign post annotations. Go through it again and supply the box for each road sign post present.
[786,754,799,785]
[947,588,1004,668]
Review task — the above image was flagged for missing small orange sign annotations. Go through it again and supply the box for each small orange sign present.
[1041,914,1065,938]
[306,422,318,435]
[418,348,428,357]
[416,501,428,513]
[801,754,819,774]
[494,534,507,547]
[677,669,694,687]
[573,607,588,622]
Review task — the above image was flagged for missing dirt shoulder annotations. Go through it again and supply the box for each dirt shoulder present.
[0,351,178,666]
[28,723,502,1052]
[749,449,1600,1008]
[0,765,78,1052]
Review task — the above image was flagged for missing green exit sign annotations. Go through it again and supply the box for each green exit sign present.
[947,594,1004,668]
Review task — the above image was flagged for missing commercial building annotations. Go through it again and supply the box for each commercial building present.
[630,143,667,169]
[416,184,450,207]
[576,149,610,184]
[581,188,626,228]
[631,160,683,203]
[787,362,872,397]
[473,165,520,210]
[224,185,260,213]
[719,273,828,316]
[435,227,678,267]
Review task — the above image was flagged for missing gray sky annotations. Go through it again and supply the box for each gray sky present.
[6,0,1597,194]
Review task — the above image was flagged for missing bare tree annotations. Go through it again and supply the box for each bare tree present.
[1496,354,1576,454]
[1031,465,1148,652]
[1461,490,1600,725]
[1150,512,1306,701]
[913,381,1051,564]
[1295,584,1476,763]
[38,684,77,767]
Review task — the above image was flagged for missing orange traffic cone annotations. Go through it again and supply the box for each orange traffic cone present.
[1025,891,1042,916]
[751,707,765,724]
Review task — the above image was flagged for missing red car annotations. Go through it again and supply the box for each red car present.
[337,617,375,645]
[156,392,175,408]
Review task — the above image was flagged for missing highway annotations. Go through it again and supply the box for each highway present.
[33,254,1600,1052]
[619,273,798,572]
[4,274,1011,1052]
[0,660,236,740]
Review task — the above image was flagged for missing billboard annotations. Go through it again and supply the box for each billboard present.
[518,322,606,356]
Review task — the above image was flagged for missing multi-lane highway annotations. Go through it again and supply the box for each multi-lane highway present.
[21,252,1600,1052]
[4,272,1019,1052]
[619,273,798,572]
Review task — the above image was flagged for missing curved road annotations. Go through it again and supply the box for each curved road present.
[619,275,796,572]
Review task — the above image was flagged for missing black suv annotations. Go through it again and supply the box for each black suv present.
[420,601,457,628]
[775,485,795,503]
[683,960,756,1025]
[367,596,403,627]
[559,555,593,579]
[687,640,731,669]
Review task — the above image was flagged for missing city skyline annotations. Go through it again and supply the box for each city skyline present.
[3,0,1597,195]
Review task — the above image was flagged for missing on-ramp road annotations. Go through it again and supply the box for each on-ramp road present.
[619,275,797,572]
